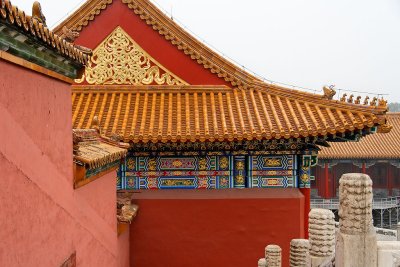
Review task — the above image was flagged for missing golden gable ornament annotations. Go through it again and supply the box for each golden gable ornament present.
[76,26,187,85]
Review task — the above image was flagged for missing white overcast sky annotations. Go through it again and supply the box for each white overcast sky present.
[12,0,400,102]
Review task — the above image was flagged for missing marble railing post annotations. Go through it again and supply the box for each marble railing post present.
[265,245,282,267]
[309,209,335,266]
[397,222,400,241]
[336,173,377,267]
[258,258,266,267]
[290,239,310,267]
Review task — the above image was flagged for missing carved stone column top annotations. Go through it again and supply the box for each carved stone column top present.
[309,208,335,221]
[258,258,266,267]
[290,239,310,267]
[290,239,310,249]
[265,244,282,267]
[265,244,282,254]
[336,173,377,267]
[339,173,374,235]
[309,209,335,258]
[339,173,373,187]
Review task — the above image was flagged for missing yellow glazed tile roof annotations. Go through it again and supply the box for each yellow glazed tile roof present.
[72,86,388,144]
[319,113,399,159]
[0,0,90,65]
[73,129,128,169]
[60,0,390,145]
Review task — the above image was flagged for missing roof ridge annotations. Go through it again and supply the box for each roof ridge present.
[53,0,262,89]
[72,84,231,90]
[54,0,389,113]
[253,84,388,114]
[122,0,262,90]
[53,0,112,33]
[0,0,90,66]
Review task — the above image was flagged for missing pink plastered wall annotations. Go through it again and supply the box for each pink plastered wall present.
[118,228,131,267]
[0,59,129,267]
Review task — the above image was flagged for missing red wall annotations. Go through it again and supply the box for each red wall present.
[75,0,229,86]
[0,59,128,267]
[130,189,305,267]
[118,228,131,267]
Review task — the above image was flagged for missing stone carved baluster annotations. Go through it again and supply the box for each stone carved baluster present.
[265,245,282,267]
[393,252,400,267]
[309,209,335,266]
[336,173,377,267]
[290,239,310,267]
[397,223,400,241]
[258,258,266,267]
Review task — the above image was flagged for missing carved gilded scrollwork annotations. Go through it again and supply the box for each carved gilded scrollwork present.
[76,26,187,85]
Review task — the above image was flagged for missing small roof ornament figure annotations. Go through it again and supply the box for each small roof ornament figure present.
[32,1,47,26]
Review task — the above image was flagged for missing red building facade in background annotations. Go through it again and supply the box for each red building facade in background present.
[312,113,400,199]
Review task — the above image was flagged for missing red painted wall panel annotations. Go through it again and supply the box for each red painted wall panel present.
[118,228,131,267]
[75,0,229,86]
[0,61,74,182]
[77,171,118,230]
[0,59,120,266]
[130,189,305,267]
[0,157,117,266]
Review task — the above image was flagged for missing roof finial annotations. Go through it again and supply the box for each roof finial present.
[62,26,93,56]
[378,97,387,109]
[347,94,354,104]
[370,97,377,106]
[32,1,47,27]
[91,116,100,133]
[355,96,362,104]
[363,96,370,105]
[340,93,347,102]
[111,132,123,142]
[322,85,336,100]
[378,121,393,133]
[62,26,80,43]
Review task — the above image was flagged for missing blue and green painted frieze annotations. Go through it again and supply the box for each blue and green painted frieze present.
[117,152,317,190]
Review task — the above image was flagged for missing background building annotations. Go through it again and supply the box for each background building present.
[312,113,400,229]
[312,113,400,199]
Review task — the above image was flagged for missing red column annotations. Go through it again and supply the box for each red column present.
[362,163,366,174]
[299,188,311,239]
[332,166,337,198]
[324,163,329,199]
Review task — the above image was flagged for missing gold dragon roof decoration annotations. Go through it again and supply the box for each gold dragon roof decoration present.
[76,27,187,86]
